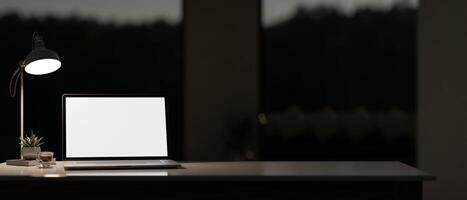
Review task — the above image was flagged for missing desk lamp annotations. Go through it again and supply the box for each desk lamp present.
[7,32,61,165]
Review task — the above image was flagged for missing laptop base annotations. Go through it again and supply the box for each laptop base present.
[64,159,181,170]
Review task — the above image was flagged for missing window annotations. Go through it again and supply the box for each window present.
[261,0,417,165]
[0,0,183,160]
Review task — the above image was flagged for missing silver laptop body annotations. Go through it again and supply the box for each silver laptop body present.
[64,159,180,170]
[62,94,180,170]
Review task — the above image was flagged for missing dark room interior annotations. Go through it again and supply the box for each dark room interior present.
[0,0,465,200]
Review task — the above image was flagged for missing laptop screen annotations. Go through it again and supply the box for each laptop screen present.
[64,96,168,158]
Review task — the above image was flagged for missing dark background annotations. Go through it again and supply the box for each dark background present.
[0,0,416,165]
[0,13,183,160]
[0,1,466,200]
[260,4,416,165]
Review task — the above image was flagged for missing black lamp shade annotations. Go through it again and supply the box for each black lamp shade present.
[23,39,61,75]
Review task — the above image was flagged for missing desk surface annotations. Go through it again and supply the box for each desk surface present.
[0,161,434,181]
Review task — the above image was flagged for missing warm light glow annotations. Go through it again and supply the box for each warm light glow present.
[42,174,65,178]
[24,59,61,75]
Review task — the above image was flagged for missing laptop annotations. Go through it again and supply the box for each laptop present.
[62,94,180,170]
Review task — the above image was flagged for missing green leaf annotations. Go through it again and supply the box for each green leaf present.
[19,131,45,147]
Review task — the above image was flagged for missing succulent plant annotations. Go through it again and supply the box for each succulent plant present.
[19,130,44,147]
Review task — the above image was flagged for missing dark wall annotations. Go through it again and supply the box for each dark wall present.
[184,0,259,161]
[418,0,467,199]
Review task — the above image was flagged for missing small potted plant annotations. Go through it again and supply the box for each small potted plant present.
[19,130,44,160]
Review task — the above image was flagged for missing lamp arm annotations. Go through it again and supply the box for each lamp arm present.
[9,66,23,98]
[9,63,25,157]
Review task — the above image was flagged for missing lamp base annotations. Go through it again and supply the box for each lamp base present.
[6,159,39,166]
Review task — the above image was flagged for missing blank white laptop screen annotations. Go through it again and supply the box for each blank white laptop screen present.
[65,97,168,158]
